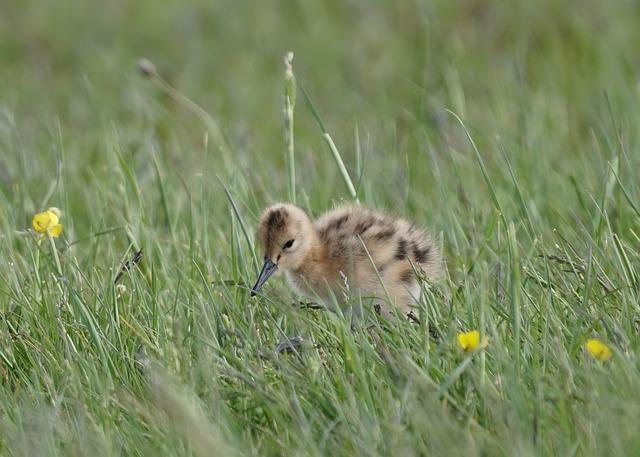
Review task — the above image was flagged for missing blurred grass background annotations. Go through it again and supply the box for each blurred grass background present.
[1,0,640,455]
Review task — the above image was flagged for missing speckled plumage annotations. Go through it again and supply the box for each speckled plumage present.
[252,203,442,315]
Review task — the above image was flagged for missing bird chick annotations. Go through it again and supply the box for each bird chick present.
[251,203,441,315]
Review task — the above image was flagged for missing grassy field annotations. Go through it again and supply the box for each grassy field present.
[1,1,640,455]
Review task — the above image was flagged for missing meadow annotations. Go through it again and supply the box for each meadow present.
[1,1,640,455]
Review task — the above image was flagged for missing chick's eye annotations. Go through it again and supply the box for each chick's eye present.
[283,239,295,250]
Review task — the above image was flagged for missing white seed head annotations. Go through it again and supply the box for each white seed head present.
[137,58,158,78]
[116,283,127,298]
[284,52,294,78]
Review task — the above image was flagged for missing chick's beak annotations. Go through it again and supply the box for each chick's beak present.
[251,258,278,296]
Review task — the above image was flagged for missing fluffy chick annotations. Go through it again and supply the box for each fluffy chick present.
[251,203,441,315]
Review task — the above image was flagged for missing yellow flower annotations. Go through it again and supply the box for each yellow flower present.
[585,338,612,361]
[457,330,488,352]
[32,208,63,237]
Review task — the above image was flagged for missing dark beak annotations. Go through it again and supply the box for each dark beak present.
[251,258,278,296]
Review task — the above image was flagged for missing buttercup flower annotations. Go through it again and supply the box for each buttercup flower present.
[585,338,612,361]
[32,208,63,237]
[457,330,489,352]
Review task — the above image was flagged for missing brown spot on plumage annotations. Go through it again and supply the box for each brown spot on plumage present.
[395,238,407,260]
[355,219,374,235]
[329,214,349,231]
[266,209,287,231]
[328,234,348,259]
[413,243,431,264]
[400,269,414,285]
[374,228,395,241]
[320,214,349,241]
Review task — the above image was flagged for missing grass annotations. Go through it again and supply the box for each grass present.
[1,0,640,455]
